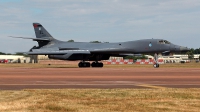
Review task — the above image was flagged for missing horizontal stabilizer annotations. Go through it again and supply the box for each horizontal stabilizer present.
[9,36,50,41]
[23,50,91,55]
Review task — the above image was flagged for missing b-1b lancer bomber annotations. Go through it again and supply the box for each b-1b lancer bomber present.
[11,23,189,68]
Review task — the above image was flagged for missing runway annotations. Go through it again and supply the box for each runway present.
[0,67,200,90]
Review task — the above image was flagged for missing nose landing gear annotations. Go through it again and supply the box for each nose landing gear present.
[153,63,159,68]
[154,53,160,68]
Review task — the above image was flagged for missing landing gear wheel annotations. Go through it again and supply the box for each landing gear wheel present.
[153,63,159,68]
[91,62,103,67]
[78,62,83,67]
[91,62,96,67]
[99,63,103,67]
[78,62,90,68]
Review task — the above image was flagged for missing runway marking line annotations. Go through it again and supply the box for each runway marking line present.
[137,84,167,89]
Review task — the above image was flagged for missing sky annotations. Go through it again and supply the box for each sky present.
[0,0,200,53]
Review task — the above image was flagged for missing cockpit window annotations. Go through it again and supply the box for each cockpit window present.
[164,40,171,44]
[159,40,165,44]
[158,40,171,44]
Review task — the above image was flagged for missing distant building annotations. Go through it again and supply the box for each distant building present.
[38,55,49,60]
[0,55,30,63]
[193,54,200,60]
[157,54,189,63]
[109,56,123,60]
[145,55,154,59]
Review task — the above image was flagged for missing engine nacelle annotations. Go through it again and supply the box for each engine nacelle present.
[48,54,71,60]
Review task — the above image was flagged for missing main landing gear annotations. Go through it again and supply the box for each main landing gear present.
[91,62,103,67]
[78,62,90,67]
[78,61,103,68]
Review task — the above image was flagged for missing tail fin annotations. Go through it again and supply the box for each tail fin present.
[33,23,54,40]
[33,23,55,47]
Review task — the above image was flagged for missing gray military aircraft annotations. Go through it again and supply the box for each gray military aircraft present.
[11,23,189,68]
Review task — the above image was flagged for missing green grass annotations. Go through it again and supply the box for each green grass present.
[0,89,200,112]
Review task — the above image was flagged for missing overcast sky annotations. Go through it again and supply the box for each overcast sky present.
[0,0,200,53]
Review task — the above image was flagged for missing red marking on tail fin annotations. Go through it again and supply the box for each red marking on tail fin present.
[33,24,38,28]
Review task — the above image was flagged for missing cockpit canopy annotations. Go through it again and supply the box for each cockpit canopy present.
[158,40,171,44]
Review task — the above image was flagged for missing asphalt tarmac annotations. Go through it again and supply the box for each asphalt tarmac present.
[0,67,200,90]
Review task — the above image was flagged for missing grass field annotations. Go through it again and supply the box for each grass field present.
[0,63,200,112]
[0,89,200,112]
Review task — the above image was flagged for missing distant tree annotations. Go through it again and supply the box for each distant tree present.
[124,56,131,59]
[124,55,147,60]
[189,48,200,54]
[15,53,29,57]
[187,50,194,60]
[0,52,6,55]
[195,48,200,54]
[90,41,101,43]
[15,53,24,55]
[67,39,74,42]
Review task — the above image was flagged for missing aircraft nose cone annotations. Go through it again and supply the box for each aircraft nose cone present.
[180,46,190,52]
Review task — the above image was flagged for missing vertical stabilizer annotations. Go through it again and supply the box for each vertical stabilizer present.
[32,23,54,47]
[33,23,54,40]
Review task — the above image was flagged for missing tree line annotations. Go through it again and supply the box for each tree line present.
[188,48,200,54]
[186,48,200,59]
[0,52,28,57]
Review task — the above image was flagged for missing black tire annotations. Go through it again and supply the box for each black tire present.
[99,63,103,67]
[153,63,159,68]
[153,64,157,68]
[78,62,83,67]
[91,62,96,67]
[86,62,90,67]
[79,62,91,68]
[83,63,87,67]
[91,62,103,67]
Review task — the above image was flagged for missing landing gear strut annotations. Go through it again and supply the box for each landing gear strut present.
[154,53,160,68]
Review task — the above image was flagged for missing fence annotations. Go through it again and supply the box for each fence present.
[106,59,164,65]
[106,59,133,64]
